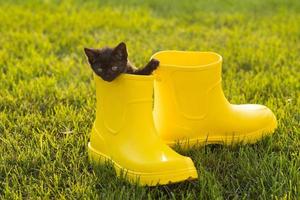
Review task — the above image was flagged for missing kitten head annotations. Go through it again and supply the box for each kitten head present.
[84,42,128,82]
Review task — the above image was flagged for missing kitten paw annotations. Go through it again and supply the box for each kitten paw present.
[149,59,160,69]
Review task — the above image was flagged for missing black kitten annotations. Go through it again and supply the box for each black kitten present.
[84,42,159,82]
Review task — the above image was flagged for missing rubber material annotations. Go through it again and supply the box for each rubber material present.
[151,51,277,147]
[88,73,198,186]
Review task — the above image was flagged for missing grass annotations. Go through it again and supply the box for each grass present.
[0,0,299,199]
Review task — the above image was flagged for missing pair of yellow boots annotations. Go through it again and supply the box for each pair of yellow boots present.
[88,51,277,186]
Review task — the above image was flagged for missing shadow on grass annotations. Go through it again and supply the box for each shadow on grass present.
[90,134,294,198]
[172,135,286,199]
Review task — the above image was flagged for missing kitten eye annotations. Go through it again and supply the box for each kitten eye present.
[96,68,103,73]
[111,66,119,71]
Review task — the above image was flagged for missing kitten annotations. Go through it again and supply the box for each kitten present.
[84,42,159,82]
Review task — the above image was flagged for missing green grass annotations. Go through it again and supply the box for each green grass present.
[0,0,299,199]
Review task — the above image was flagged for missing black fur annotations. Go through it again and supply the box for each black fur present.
[84,42,159,82]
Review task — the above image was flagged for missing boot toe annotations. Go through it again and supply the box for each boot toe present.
[119,151,198,186]
[232,104,277,142]
[241,104,277,131]
[145,155,198,185]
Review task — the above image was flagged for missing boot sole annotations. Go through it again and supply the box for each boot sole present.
[88,143,198,186]
[165,122,277,147]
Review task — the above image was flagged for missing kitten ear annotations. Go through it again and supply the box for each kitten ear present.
[113,42,128,60]
[84,48,97,64]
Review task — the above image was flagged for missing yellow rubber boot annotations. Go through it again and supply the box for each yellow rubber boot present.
[151,51,277,147]
[88,74,198,186]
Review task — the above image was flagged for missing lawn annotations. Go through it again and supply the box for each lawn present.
[0,0,299,199]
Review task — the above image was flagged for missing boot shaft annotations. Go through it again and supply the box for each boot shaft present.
[152,51,224,121]
[94,74,154,135]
